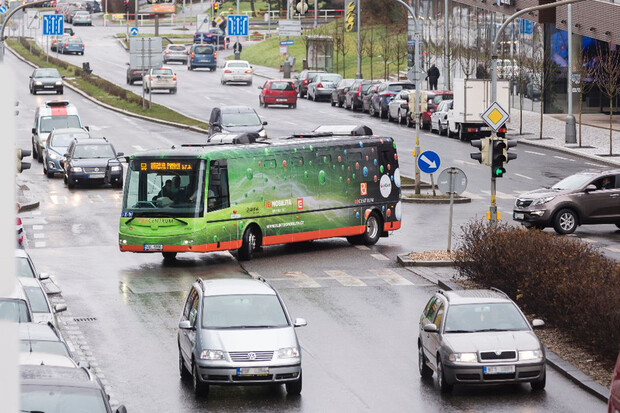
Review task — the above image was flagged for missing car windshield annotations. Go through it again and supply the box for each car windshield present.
[35,69,60,78]
[23,286,50,314]
[72,144,115,159]
[194,45,214,54]
[123,159,206,218]
[433,94,453,104]
[21,341,71,358]
[52,132,88,148]
[269,81,294,91]
[17,257,36,278]
[169,45,186,51]
[319,75,342,83]
[221,111,261,127]
[40,116,81,133]
[152,69,173,75]
[227,62,249,68]
[0,299,31,322]
[69,37,82,43]
[552,173,597,190]
[444,303,530,333]
[202,294,288,329]
[21,385,107,413]
[388,83,415,92]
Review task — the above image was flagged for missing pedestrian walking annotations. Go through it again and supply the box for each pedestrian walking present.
[427,64,440,90]
[476,64,487,79]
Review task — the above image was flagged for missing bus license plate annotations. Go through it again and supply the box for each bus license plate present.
[237,367,269,376]
[483,365,515,375]
[143,244,163,251]
[514,212,524,220]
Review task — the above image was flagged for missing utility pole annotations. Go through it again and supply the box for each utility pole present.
[314,0,317,28]
[355,0,361,79]
[444,0,449,90]
[565,3,577,143]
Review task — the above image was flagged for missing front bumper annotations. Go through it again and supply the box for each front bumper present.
[33,84,62,92]
[512,208,552,225]
[68,171,123,185]
[195,362,301,385]
[443,360,545,385]
[46,157,63,173]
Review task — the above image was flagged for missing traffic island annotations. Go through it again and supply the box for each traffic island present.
[401,193,471,204]
[397,250,455,267]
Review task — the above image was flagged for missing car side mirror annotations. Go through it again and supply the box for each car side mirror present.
[179,320,194,330]
[38,272,50,281]
[116,152,124,157]
[532,319,545,328]
[61,75,66,79]
[423,323,438,333]
[262,121,268,126]
[293,318,307,327]
[115,406,128,413]
[585,184,597,192]
[78,360,91,369]
[29,76,32,78]
[125,62,130,66]
[32,128,36,134]
[257,86,262,89]
[63,153,70,158]
[54,303,67,313]
[84,126,90,131]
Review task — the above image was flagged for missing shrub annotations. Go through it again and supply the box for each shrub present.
[454,220,620,359]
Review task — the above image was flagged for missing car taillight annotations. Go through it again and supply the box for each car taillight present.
[191,52,194,58]
[81,43,85,47]
[224,69,232,73]
[303,79,308,84]
[384,92,395,97]
[317,82,323,88]
[214,52,217,58]
[172,76,177,81]
[64,43,68,46]
[16,217,22,226]
[244,70,252,74]
[164,50,170,54]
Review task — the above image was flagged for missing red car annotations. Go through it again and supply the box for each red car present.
[258,80,297,108]
[610,351,620,413]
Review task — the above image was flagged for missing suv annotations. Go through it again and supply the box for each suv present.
[208,106,267,138]
[513,170,620,234]
[188,43,217,71]
[32,100,84,162]
[418,289,546,393]
[61,137,124,189]
[295,69,325,98]
[177,277,307,396]
[369,81,415,118]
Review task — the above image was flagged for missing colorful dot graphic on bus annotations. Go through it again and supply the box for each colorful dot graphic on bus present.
[282,160,287,168]
[246,168,253,180]
[374,159,378,166]
[394,169,401,187]
[380,165,384,173]
[363,167,368,177]
[318,170,326,185]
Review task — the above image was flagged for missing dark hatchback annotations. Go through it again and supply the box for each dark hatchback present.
[61,138,124,189]
[331,78,356,107]
[29,68,64,95]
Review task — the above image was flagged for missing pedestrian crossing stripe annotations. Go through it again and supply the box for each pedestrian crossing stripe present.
[249,269,414,288]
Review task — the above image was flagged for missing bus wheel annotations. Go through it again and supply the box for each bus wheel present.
[362,212,382,245]
[238,226,259,261]
[163,252,177,263]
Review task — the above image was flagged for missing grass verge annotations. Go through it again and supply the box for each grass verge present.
[8,37,208,130]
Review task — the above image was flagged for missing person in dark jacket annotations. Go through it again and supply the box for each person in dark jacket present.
[476,64,488,79]
[427,64,440,90]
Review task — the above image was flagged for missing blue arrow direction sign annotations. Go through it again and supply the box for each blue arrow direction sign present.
[42,14,63,36]
[129,27,139,36]
[280,40,294,46]
[417,150,441,174]
[226,15,249,36]
[0,5,7,14]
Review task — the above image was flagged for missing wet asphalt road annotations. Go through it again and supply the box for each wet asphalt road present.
[7,38,612,412]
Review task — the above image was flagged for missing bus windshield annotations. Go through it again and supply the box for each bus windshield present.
[123,159,206,218]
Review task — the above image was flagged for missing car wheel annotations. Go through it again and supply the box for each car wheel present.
[291,103,296,109]
[114,179,123,189]
[418,346,433,379]
[338,99,343,108]
[237,225,259,261]
[162,252,177,263]
[171,88,177,94]
[59,88,63,94]
[248,80,252,86]
[436,360,453,394]
[387,109,393,122]
[553,208,578,235]
[369,104,376,117]
[37,148,43,163]
[458,126,466,142]
[530,368,546,391]
[285,370,302,395]
[437,122,444,136]
[379,106,384,119]
[32,144,38,161]
[67,176,75,189]
[179,347,191,379]
[405,115,412,128]
[331,98,336,107]
[188,65,193,71]
[192,362,209,396]
[47,171,54,179]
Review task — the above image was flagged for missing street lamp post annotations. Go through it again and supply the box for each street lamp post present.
[565,3,577,143]
[355,0,361,79]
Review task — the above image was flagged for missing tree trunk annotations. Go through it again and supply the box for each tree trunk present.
[610,100,614,155]
[370,56,373,80]
[578,93,583,147]
[539,96,544,139]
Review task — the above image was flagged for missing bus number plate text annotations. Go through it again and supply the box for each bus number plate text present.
[143,244,163,251]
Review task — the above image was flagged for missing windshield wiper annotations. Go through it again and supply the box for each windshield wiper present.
[470,328,514,332]
[445,329,474,333]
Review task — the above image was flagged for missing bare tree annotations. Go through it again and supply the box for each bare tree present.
[595,43,620,155]
[527,43,557,139]
[393,29,408,81]
[362,26,378,80]
[513,36,529,135]
[379,26,393,80]
[570,51,597,147]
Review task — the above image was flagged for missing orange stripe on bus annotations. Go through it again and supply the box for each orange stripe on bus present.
[262,225,365,246]
[384,221,401,231]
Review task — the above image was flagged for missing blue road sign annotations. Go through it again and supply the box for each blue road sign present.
[42,14,63,36]
[518,19,533,35]
[227,14,248,36]
[417,150,441,174]
[129,27,139,36]
[280,40,294,46]
[0,5,7,14]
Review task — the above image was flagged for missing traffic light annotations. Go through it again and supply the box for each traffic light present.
[16,148,31,173]
[470,137,490,166]
[490,138,517,178]
[213,1,219,11]
[124,0,129,12]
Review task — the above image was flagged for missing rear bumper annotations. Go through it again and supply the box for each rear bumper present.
[190,61,216,68]
[164,55,188,62]
[222,73,252,82]
[264,96,297,104]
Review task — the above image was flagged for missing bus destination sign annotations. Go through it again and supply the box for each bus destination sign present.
[141,161,193,171]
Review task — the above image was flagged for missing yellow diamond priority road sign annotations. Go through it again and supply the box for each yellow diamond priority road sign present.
[481,101,510,132]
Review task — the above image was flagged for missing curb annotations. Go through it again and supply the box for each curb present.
[18,199,40,212]
[411,262,611,403]
[401,196,471,204]
[7,42,209,135]
[397,254,454,267]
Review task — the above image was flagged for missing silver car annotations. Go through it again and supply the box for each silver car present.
[72,10,92,25]
[418,289,546,393]
[163,44,188,64]
[143,67,177,94]
[387,89,411,124]
[18,277,66,330]
[178,278,307,396]
[430,99,452,136]
[307,73,343,101]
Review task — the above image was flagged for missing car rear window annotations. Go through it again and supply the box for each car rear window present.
[433,94,453,104]
[320,75,342,83]
[388,83,415,92]
[0,299,31,322]
[194,45,214,54]
[52,133,88,147]
[152,69,173,75]
[16,257,36,278]
[169,45,186,51]
[269,81,294,91]
[21,341,71,358]
[228,62,249,68]
[23,287,49,314]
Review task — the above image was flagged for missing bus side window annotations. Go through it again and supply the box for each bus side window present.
[208,160,230,212]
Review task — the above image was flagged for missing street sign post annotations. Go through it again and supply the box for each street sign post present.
[437,167,467,252]
[26,10,40,29]
[42,14,63,36]
[129,26,138,36]
[278,19,301,36]
[417,150,440,196]
[481,101,510,132]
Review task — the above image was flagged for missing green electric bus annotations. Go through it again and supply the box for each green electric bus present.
[119,130,402,261]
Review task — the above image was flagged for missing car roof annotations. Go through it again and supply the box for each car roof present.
[199,278,276,297]
[15,248,30,259]
[20,352,77,368]
[220,106,256,114]
[18,277,45,289]
[3,280,28,301]
[20,322,61,341]
[74,138,110,145]
[51,127,89,135]
[226,60,249,64]
[21,365,101,389]
[39,100,79,116]
[440,289,513,305]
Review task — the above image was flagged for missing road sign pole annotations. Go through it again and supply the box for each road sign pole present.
[414,26,421,195]
[46,33,49,62]
[447,167,455,252]
[430,173,436,196]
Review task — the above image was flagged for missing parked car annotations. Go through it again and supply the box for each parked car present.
[361,83,380,113]
[406,91,454,129]
[208,106,267,138]
[419,289,546,394]
[387,89,411,124]
[344,80,379,111]
[85,0,101,13]
[188,44,217,71]
[16,249,49,281]
[178,277,307,396]
[58,35,85,55]
[18,277,66,330]
[221,60,253,85]
[430,99,453,135]
[0,281,33,323]
[43,127,91,178]
[330,78,356,107]
[194,27,227,49]
[369,81,415,118]
[19,322,72,358]
[294,69,325,98]
[307,73,342,102]
[610,351,620,413]
[258,79,297,108]
[163,44,188,64]
[513,169,620,234]
[72,10,92,25]
[29,68,63,95]
[61,137,124,189]
[64,6,82,23]
[143,67,177,94]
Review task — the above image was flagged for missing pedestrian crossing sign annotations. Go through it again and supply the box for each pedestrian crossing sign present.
[481,101,510,132]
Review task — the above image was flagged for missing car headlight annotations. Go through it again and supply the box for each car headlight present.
[448,352,478,363]
[111,166,122,171]
[55,80,62,85]
[258,129,267,138]
[71,167,83,172]
[519,350,542,361]
[35,81,43,86]
[200,350,225,360]
[48,151,61,160]
[530,196,554,206]
[277,347,300,359]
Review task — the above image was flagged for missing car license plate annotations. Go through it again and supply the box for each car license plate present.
[89,173,105,179]
[237,367,269,376]
[276,98,287,102]
[483,365,515,375]
[44,85,54,88]
[514,212,525,220]
[143,244,163,251]
[480,127,492,131]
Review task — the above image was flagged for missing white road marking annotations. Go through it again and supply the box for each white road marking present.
[370,253,390,261]
[35,241,46,248]
[579,238,597,244]
[453,159,478,166]
[133,145,145,151]
[283,121,297,125]
[32,225,44,231]
[88,194,104,203]
[553,155,574,161]
[462,191,484,200]
[34,233,45,239]
[369,269,413,286]
[324,270,366,287]
[50,195,67,205]
[481,190,515,200]
[354,245,370,250]
[585,162,602,167]
[515,173,532,180]
[282,271,321,288]
[525,150,545,156]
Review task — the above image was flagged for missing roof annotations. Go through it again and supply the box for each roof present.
[20,365,99,389]
[19,322,61,342]
[442,289,512,305]
[74,137,109,145]
[220,106,256,114]
[1,279,28,301]
[199,278,276,297]
[18,277,45,289]
[39,100,79,116]
[20,352,77,368]
[50,128,89,135]
[15,248,30,259]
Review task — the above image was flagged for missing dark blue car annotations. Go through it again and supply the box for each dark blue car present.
[193,28,227,49]
[188,44,217,71]
[62,137,124,189]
